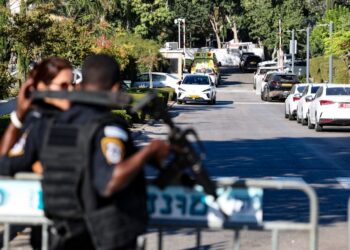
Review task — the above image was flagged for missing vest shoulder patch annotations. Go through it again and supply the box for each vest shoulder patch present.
[100,137,125,165]
[104,126,128,141]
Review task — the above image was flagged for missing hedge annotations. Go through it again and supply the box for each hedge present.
[126,88,174,123]
[310,56,349,83]
[127,87,176,102]
[0,114,10,137]
[0,88,175,137]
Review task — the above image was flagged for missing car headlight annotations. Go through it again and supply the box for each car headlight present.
[178,88,186,92]
[202,88,211,92]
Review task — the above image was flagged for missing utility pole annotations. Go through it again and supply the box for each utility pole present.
[183,19,186,52]
[178,20,181,49]
[291,29,295,74]
[278,19,284,72]
[329,21,333,83]
[306,26,310,83]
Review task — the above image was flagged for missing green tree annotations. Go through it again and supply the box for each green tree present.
[42,19,93,67]
[0,1,9,61]
[131,0,174,42]
[311,5,350,56]
[241,0,278,51]
[172,0,211,47]
[8,3,53,82]
[323,6,350,70]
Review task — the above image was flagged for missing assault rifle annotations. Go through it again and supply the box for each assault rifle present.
[31,90,217,198]
[131,91,217,199]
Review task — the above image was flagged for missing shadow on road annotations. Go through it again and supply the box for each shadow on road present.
[144,136,350,225]
[201,137,350,225]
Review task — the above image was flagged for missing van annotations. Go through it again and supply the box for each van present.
[191,52,220,75]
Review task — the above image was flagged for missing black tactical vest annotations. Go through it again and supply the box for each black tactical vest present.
[40,113,148,250]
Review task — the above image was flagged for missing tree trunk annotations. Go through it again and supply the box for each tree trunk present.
[209,17,222,49]
[225,16,239,43]
[271,47,277,59]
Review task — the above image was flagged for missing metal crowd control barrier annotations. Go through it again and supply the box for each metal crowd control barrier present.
[148,178,318,250]
[348,197,350,250]
[0,176,318,250]
[0,174,51,250]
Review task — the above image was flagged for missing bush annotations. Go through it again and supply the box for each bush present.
[112,110,133,126]
[0,114,10,136]
[126,88,174,123]
[310,56,349,83]
[0,63,15,99]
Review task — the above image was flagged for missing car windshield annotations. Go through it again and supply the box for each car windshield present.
[326,87,350,95]
[182,75,209,85]
[311,86,320,94]
[167,74,179,80]
[297,86,306,92]
[274,75,298,82]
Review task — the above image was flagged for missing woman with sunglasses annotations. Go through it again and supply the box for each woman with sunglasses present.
[1,57,73,156]
[0,57,74,250]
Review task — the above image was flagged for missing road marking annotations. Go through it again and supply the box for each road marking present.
[233,102,284,105]
[336,178,350,189]
[217,89,255,93]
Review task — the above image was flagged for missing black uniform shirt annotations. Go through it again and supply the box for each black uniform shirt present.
[0,103,61,176]
[0,103,131,196]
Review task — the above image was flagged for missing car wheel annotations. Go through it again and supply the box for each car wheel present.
[301,117,308,126]
[284,107,289,119]
[177,100,183,104]
[296,114,301,123]
[315,118,323,132]
[307,113,315,129]
[263,89,267,101]
[288,109,294,120]
[266,90,272,102]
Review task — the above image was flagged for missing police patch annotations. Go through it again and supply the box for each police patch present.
[104,126,128,141]
[100,137,125,165]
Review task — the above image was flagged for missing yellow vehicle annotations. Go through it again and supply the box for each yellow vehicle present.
[190,52,220,75]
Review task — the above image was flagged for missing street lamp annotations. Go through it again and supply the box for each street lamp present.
[174,18,185,50]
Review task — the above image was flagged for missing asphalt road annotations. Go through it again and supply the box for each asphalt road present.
[145,67,350,249]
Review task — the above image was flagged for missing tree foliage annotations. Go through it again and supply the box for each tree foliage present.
[92,31,162,80]
[1,0,349,89]
[311,5,350,60]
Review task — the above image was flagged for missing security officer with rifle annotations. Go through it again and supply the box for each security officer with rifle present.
[0,54,169,250]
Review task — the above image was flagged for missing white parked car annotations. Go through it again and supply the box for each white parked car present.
[296,83,323,125]
[253,66,279,90]
[285,83,307,120]
[132,72,181,90]
[308,84,350,131]
[177,74,216,105]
